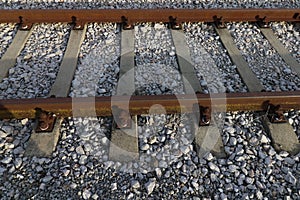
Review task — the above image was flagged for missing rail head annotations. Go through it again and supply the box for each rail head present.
[0,9,299,24]
[0,91,299,119]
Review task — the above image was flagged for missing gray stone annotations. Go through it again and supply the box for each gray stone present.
[76,146,85,155]
[92,194,99,200]
[180,145,190,154]
[178,174,188,184]
[36,166,43,172]
[204,152,214,161]
[158,160,167,168]
[148,136,157,144]
[192,181,199,189]
[79,155,88,165]
[228,165,238,173]
[0,130,7,138]
[14,146,25,155]
[14,158,22,169]
[1,157,12,164]
[229,137,237,146]
[285,171,297,185]
[225,126,235,134]
[0,167,6,174]
[284,157,295,165]
[42,175,53,183]
[256,191,263,199]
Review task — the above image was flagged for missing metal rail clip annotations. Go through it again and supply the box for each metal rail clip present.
[213,15,225,29]
[256,16,269,28]
[169,16,182,29]
[262,101,287,123]
[18,16,33,30]
[35,108,57,133]
[194,104,211,126]
[71,16,84,30]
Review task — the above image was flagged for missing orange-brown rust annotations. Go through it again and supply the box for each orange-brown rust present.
[0,9,299,24]
[0,91,299,119]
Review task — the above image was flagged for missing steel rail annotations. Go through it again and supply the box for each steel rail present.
[0,9,299,25]
[0,91,299,119]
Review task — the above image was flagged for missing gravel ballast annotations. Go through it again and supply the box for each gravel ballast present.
[0,23,17,59]
[0,2,299,199]
[0,23,71,99]
[0,0,299,9]
[228,22,300,92]
[0,111,299,199]
[184,22,248,93]
[135,23,184,95]
[271,22,300,63]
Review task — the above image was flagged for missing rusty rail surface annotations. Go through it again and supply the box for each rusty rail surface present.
[0,9,299,25]
[0,91,299,119]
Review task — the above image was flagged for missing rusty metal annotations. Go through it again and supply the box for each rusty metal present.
[18,16,33,30]
[35,108,57,132]
[0,91,299,119]
[213,15,226,28]
[199,106,211,126]
[262,101,287,123]
[256,16,270,28]
[193,104,211,126]
[0,9,299,25]
[169,16,182,29]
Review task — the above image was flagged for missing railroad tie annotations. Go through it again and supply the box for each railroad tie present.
[259,27,300,155]
[49,24,87,97]
[262,117,300,155]
[171,29,225,158]
[259,27,300,77]
[108,27,139,162]
[216,25,300,155]
[214,25,265,92]
[170,29,203,94]
[0,26,34,82]
[25,25,87,157]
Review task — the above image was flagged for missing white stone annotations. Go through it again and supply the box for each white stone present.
[14,158,22,169]
[21,118,28,126]
[0,131,7,138]
[101,137,109,145]
[155,168,162,178]
[208,162,220,173]
[76,146,85,155]
[141,143,150,151]
[82,189,92,200]
[260,135,269,144]
[79,155,88,165]
[145,178,156,194]
[131,180,140,189]
[111,183,117,190]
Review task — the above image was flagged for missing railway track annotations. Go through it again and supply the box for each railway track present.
[0,8,300,199]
